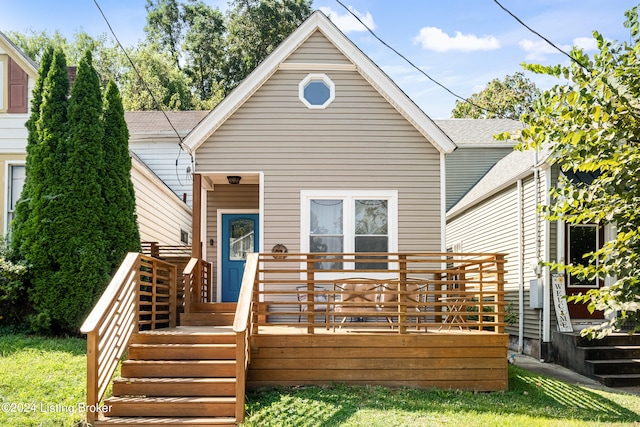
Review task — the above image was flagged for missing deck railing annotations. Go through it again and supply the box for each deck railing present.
[80,253,178,423]
[232,252,259,424]
[248,252,507,333]
[182,257,213,315]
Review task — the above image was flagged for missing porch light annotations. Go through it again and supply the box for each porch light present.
[227,176,241,185]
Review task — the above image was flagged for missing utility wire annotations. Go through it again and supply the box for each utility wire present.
[93,0,193,189]
[93,0,188,151]
[492,0,591,72]
[335,0,501,117]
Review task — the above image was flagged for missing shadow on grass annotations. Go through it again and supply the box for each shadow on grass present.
[243,365,640,426]
[0,333,86,357]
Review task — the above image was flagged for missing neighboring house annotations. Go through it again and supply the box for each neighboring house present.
[436,118,522,211]
[181,11,457,303]
[446,146,616,359]
[0,30,36,237]
[126,111,208,208]
[0,30,192,248]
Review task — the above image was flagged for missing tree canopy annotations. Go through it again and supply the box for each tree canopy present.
[502,6,640,337]
[8,0,312,111]
[451,72,541,119]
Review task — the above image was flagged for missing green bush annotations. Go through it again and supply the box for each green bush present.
[0,240,28,326]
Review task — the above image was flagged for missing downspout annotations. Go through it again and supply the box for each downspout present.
[543,165,552,345]
[440,152,447,253]
[517,179,524,353]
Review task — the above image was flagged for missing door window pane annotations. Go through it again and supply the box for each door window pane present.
[568,224,597,287]
[355,200,388,269]
[229,218,254,260]
[310,200,343,269]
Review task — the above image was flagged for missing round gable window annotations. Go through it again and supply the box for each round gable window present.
[299,74,335,109]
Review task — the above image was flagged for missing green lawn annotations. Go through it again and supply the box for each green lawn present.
[1,333,639,427]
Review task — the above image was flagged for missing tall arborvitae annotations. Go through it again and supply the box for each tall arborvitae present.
[102,80,140,274]
[10,46,54,258]
[53,50,109,334]
[23,48,70,333]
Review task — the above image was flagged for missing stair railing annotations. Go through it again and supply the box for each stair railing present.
[233,252,259,424]
[80,252,177,423]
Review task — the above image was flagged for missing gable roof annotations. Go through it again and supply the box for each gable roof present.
[0,30,38,79]
[182,10,456,155]
[446,148,551,220]
[435,119,522,147]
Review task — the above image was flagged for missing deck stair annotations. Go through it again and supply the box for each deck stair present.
[181,302,237,326]
[551,331,640,387]
[94,327,238,426]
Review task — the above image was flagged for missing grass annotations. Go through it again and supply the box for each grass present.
[1,333,639,427]
[242,366,640,427]
[0,334,87,427]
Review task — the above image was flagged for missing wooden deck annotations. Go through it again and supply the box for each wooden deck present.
[82,251,509,425]
[249,325,508,391]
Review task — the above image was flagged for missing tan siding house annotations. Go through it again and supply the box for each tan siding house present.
[183,11,456,303]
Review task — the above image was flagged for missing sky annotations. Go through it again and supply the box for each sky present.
[0,0,635,118]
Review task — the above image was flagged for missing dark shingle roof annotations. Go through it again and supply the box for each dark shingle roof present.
[125,111,209,135]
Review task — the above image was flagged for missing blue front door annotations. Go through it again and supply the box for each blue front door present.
[221,213,259,302]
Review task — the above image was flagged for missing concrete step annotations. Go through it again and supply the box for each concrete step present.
[113,377,236,397]
[586,358,640,375]
[121,360,236,378]
[576,333,640,347]
[593,373,640,388]
[580,345,640,360]
[104,396,236,418]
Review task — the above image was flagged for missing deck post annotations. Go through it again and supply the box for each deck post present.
[399,254,407,334]
[235,332,246,423]
[169,262,177,328]
[85,331,98,424]
[496,254,506,333]
[306,254,315,334]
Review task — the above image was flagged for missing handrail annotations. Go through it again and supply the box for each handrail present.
[252,252,507,333]
[80,252,177,423]
[232,252,259,424]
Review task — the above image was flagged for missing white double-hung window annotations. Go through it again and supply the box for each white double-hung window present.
[301,190,398,274]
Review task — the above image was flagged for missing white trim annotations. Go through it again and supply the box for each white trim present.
[4,160,26,236]
[279,62,356,71]
[216,209,260,302]
[182,11,456,155]
[0,55,5,112]
[543,166,551,343]
[517,179,524,353]
[299,73,335,109]
[300,189,398,280]
[440,152,446,252]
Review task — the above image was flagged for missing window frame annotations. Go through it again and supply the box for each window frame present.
[300,190,398,279]
[565,223,604,289]
[5,161,26,237]
[298,73,335,109]
[0,54,6,112]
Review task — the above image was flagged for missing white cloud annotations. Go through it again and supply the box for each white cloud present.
[519,39,571,61]
[573,36,597,52]
[413,27,500,52]
[319,6,376,33]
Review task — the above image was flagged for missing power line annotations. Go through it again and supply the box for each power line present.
[335,0,501,117]
[92,0,188,151]
[492,0,590,72]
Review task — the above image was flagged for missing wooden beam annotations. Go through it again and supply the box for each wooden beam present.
[192,174,202,259]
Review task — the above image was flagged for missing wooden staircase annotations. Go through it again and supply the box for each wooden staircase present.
[94,327,239,426]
